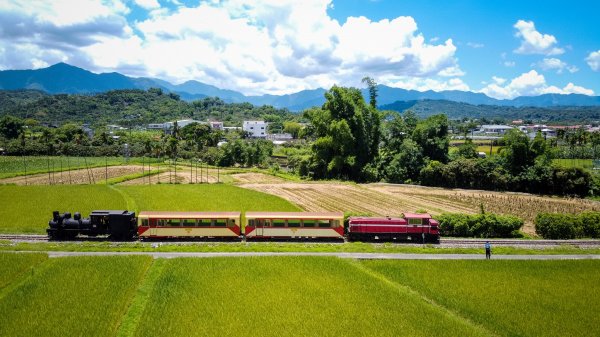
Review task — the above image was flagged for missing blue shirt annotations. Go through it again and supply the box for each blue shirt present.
[485,242,491,249]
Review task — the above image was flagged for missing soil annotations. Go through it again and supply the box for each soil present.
[0,165,146,185]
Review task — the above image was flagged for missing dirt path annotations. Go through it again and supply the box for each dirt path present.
[0,165,146,185]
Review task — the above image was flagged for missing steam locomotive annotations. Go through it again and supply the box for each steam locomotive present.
[48,210,440,243]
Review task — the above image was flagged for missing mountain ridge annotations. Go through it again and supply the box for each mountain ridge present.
[1,62,599,111]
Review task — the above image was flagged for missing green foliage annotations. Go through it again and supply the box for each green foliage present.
[436,213,523,238]
[306,86,381,181]
[0,255,152,337]
[454,138,479,159]
[535,212,600,239]
[364,260,600,337]
[412,114,449,163]
[0,115,24,139]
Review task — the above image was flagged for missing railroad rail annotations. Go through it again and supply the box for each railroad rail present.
[1,234,599,247]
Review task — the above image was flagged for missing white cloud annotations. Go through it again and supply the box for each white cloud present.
[587,50,600,71]
[466,42,484,48]
[503,61,516,67]
[480,70,594,99]
[134,0,161,10]
[0,0,463,95]
[535,58,578,74]
[385,77,470,92]
[513,20,564,55]
[492,76,506,85]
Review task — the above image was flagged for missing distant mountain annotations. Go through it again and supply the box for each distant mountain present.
[1,63,600,111]
[380,99,600,122]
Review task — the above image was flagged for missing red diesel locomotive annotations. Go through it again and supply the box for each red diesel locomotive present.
[348,213,440,243]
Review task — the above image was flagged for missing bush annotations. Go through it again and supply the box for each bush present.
[536,212,599,239]
[436,213,523,238]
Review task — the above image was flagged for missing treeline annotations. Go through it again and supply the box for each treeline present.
[0,89,297,126]
[436,213,523,238]
[380,99,600,122]
[289,82,596,197]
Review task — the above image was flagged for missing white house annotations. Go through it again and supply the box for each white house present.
[243,121,268,138]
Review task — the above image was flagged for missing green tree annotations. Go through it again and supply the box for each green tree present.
[501,129,531,174]
[283,121,302,139]
[307,85,381,180]
[412,114,449,163]
[0,115,24,139]
[361,76,378,109]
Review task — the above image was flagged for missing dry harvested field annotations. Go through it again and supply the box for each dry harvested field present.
[118,167,235,185]
[239,182,600,235]
[231,172,288,184]
[0,165,147,185]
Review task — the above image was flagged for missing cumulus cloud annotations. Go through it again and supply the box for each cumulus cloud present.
[587,50,600,71]
[134,0,161,10]
[480,70,594,99]
[535,58,578,74]
[0,0,463,94]
[514,20,564,55]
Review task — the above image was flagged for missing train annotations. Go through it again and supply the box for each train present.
[48,210,440,243]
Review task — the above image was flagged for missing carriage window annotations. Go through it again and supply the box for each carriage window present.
[141,218,149,227]
[227,219,236,227]
[182,219,196,227]
[166,219,181,226]
[263,219,270,227]
[214,219,227,227]
[408,218,423,226]
[302,220,316,227]
[318,220,330,228]
[331,220,340,228]
[248,219,256,227]
[288,219,301,227]
[158,219,168,227]
[272,219,286,227]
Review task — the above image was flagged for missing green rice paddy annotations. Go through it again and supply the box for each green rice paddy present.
[0,253,598,337]
[0,184,300,233]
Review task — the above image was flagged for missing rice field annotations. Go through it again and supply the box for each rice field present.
[134,257,487,337]
[364,260,600,337]
[0,254,597,337]
[0,254,152,337]
[0,252,47,289]
[0,184,300,233]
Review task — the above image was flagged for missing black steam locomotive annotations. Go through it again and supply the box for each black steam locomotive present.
[48,210,137,240]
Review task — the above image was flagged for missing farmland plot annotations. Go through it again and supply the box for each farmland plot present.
[0,253,47,289]
[0,165,150,185]
[363,260,600,337]
[0,255,152,337]
[134,257,488,337]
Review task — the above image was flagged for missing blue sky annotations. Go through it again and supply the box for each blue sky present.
[0,0,598,99]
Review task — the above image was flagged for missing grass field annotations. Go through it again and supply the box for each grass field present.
[0,254,152,337]
[134,257,487,337]
[553,158,594,169]
[0,184,300,233]
[0,254,598,336]
[0,252,47,289]
[364,260,600,337]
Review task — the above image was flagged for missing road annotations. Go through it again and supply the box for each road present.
[16,251,599,259]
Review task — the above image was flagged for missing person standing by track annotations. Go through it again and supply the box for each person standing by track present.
[485,241,491,259]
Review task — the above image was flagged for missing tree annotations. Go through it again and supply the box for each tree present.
[455,138,478,159]
[412,114,449,163]
[361,76,378,109]
[283,121,302,139]
[0,116,24,139]
[501,129,531,174]
[307,85,381,180]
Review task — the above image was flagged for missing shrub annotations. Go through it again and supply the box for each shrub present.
[436,213,523,238]
[535,213,581,239]
[536,212,600,239]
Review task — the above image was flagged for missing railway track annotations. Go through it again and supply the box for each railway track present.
[1,234,599,247]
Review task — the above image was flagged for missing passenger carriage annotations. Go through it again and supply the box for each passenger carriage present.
[348,213,440,242]
[245,212,345,240]
[137,211,241,239]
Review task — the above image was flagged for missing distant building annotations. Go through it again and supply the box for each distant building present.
[148,120,226,133]
[480,125,514,135]
[266,133,293,141]
[243,121,268,138]
[210,121,224,130]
